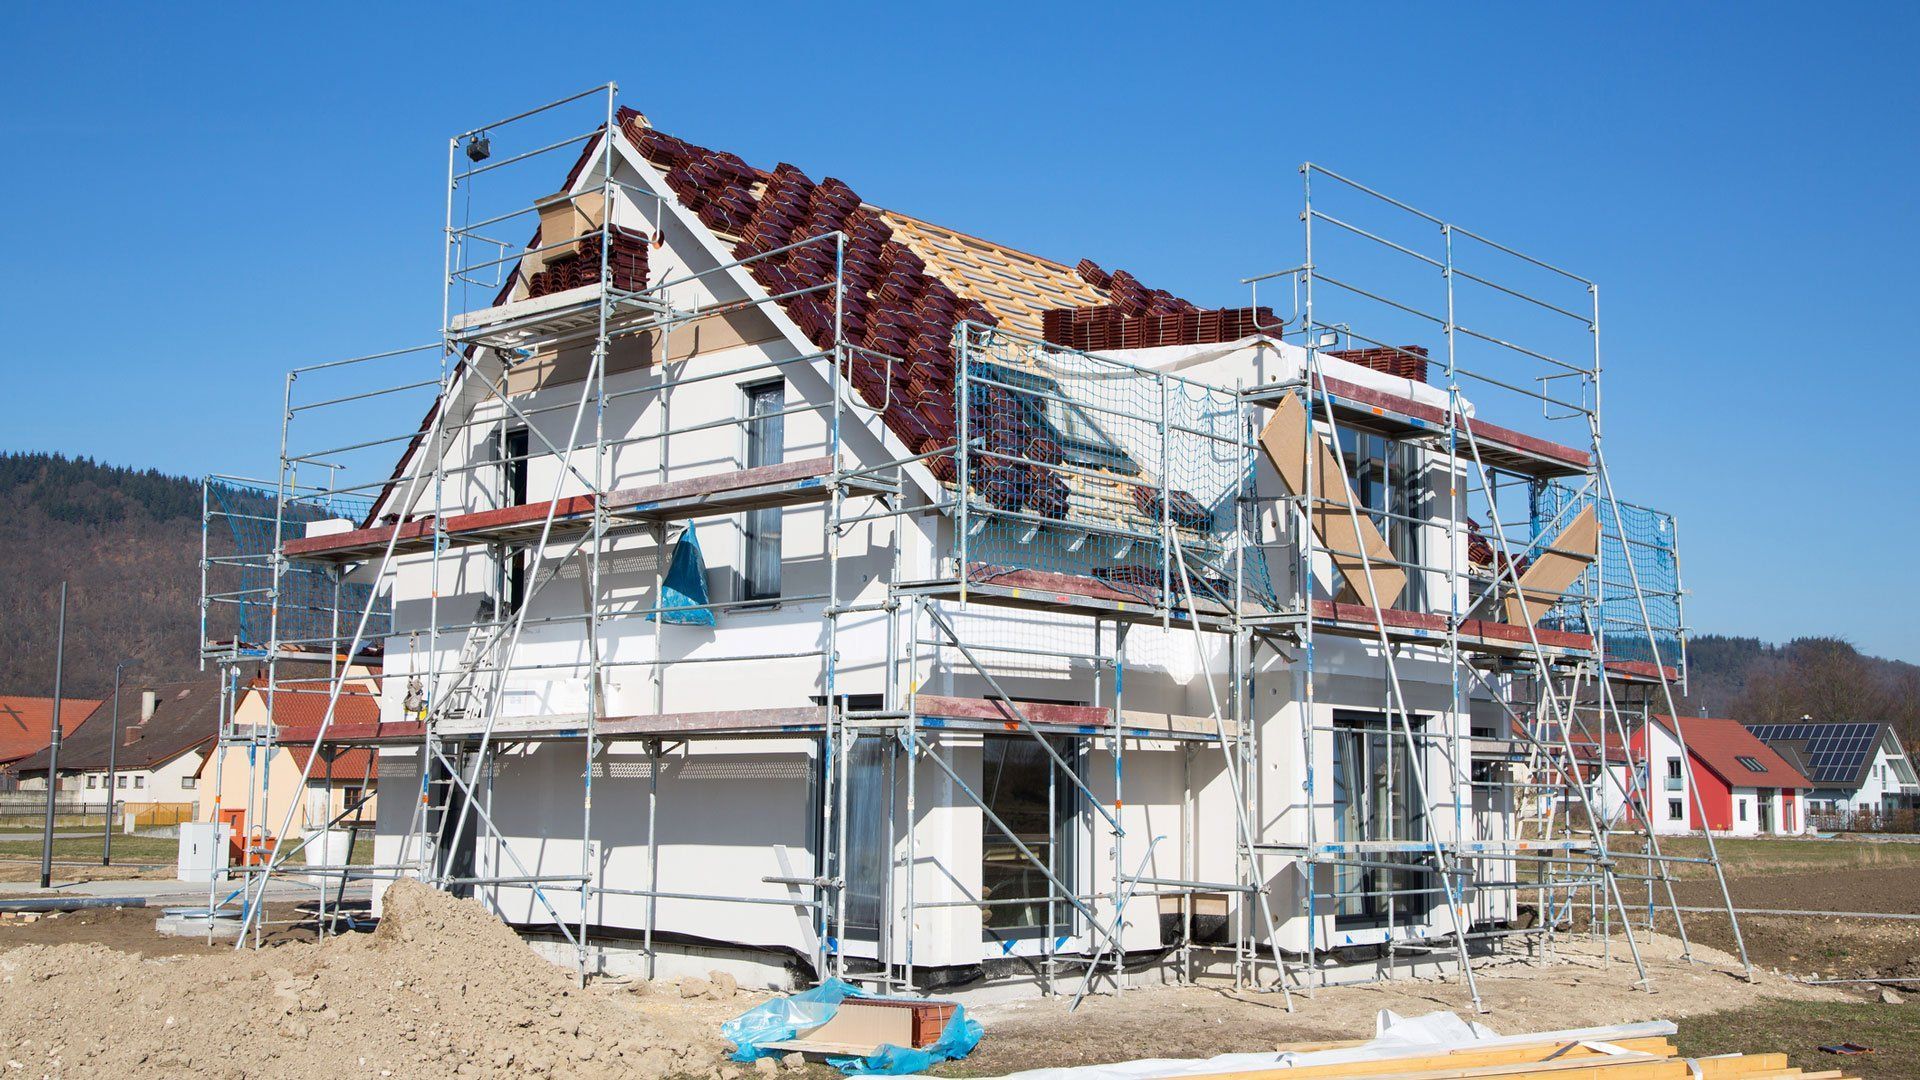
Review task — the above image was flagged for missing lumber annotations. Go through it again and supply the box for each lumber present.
[1260,393,1408,611]
[1501,504,1598,625]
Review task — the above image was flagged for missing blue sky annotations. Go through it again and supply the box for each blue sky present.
[2,3,1915,662]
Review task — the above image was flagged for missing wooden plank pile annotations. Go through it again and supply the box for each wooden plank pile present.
[1204,1028,1856,1080]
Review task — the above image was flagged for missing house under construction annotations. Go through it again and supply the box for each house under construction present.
[198,85,1750,1006]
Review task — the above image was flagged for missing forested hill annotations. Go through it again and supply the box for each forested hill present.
[1678,634,1919,744]
[1,452,1915,739]
[0,452,205,698]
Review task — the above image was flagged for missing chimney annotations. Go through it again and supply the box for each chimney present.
[140,690,158,722]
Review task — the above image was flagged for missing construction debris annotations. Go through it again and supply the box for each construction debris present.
[966,1012,1861,1080]
[722,979,981,1075]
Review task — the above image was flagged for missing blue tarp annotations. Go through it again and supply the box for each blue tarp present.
[649,524,715,626]
[721,979,984,1076]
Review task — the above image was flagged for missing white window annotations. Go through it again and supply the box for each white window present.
[86,775,97,789]
[133,775,144,790]
[1668,799,1683,820]
[741,381,785,602]
[1737,798,1748,822]
[1666,758,1682,779]
[181,777,197,790]
[117,775,128,789]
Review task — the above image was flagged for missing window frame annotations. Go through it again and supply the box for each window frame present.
[740,379,787,603]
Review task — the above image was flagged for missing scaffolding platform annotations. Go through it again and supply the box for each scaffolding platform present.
[447,281,666,349]
[1311,374,1591,479]
[310,694,1230,745]
[282,458,893,563]
[1308,600,1592,657]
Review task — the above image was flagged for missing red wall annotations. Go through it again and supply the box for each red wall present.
[1688,759,1733,832]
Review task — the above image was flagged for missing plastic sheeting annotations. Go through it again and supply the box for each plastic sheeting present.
[722,979,985,1076]
[649,524,716,626]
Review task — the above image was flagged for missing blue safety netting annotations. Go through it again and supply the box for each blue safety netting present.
[955,328,1275,611]
[722,979,983,1076]
[649,524,716,626]
[1528,481,1683,670]
[205,479,391,651]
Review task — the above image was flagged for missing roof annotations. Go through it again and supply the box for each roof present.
[0,696,101,766]
[13,678,222,776]
[1742,720,1898,790]
[1652,716,1813,790]
[282,740,379,781]
[256,678,383,780]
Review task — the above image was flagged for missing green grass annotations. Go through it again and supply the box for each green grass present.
[1632,836,1920,879]
[1675,1000,1920,1079]
[0,834,376,865]
[0,834,179,861]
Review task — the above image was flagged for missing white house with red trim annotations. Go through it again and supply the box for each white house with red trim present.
[1629,717,1812,836]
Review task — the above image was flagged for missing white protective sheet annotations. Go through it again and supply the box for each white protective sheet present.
[921,1011,1678,1080]
[1111,335,1469,419]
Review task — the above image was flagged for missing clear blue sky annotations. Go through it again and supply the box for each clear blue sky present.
[3,3,1915,662]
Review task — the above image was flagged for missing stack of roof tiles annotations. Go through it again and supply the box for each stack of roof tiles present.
[1037,259,1279,352]
[526,225,651,298]
[623,111,1002,486]
[1326,345,1430,383]
[1040,304,1280,351]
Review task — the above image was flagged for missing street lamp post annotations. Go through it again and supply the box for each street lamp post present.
[38,583,67,890]
[102,658,140,866]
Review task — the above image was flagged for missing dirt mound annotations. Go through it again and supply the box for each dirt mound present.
[0,880,722,1078]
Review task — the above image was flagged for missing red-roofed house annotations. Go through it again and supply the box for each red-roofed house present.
[0,695,101,791]
[1632,716,1812,836]
[194,670,382,855]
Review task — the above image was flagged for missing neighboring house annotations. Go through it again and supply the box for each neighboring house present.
[196,672,382,846]
[1631,717,1811,836]
[1743,720,1920,821]
[0,695,101,791]
[14,678,221,820]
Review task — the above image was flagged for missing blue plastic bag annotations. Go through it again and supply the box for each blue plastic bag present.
[721,980,984,1076]
[649,524,715,626]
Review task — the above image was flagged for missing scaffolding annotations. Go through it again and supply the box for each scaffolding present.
[195,86,1747,1006]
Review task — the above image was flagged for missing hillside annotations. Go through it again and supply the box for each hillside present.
[2,453,1916,739]
[1678,634,1920,744]
[0,452,205,698]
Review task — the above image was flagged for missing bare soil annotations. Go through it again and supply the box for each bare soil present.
[0,881,733,1078]
[0,903,317,957]
[1670,865,1920,915]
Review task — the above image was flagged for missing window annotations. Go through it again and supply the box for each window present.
[1331,711,1432,929]
[1667,799,1684,820]
[970,362,1136,473]
[1338,428,1425,611]
[86,775,97,789]
[1666,758,1683,779]
[133,775,144,790]
[501,427,530,613]
[1735,755,1767,773]
[980,733,1080,941]
[741,381,785,601]
[181,777,197,790]
[117,776,128,789]
[1737,798,1747,822]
